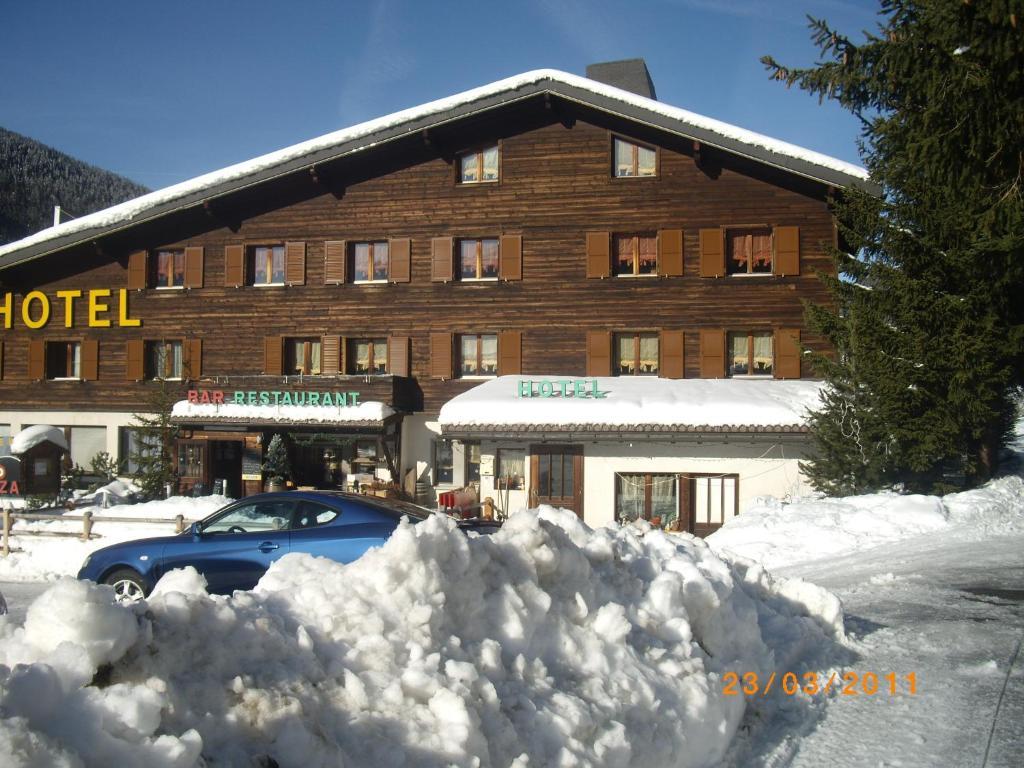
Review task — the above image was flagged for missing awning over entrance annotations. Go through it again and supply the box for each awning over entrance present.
[438,376,823,437]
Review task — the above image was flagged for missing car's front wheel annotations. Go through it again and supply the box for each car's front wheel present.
[104,568,147,603]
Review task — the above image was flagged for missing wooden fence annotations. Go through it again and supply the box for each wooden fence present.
[1,508,192,556]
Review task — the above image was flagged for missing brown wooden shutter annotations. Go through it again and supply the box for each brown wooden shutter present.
[388,238,411,283]
[499,235,522,281]
[184,338,202,379]
[0,340,4,380]
[324,241,346,284]
[699,228,725,278]
[285,241,306,285]
[184,246,204,288]
[126,339,144,381]
[431,238,453,282]
[81,339,98,381]
[774,226,800,276]
[28,340,44,380]
[699,329,726,378]
[498,331,522,375]
[224,245,245,287]
[586,331,612,376]
[660,330,685,379]
[774,328,801,379]
[321,335,340,374]
[388,336,410,377]
[658,229,684,277]
[127,250,147,290]
[430,332,453,379]
[264,336,282,375]
[586,232,610,278]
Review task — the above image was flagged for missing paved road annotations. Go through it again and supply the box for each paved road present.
[0,579,52,624]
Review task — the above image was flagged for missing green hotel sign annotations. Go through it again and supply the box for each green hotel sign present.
[517,379,608,399]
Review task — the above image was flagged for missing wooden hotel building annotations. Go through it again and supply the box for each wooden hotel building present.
[0,61,873,534]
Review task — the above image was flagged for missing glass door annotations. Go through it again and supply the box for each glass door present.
[529,445,583,518]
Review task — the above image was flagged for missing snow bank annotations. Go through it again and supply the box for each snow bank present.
[0,508,842,767]
[709,475,1024,569]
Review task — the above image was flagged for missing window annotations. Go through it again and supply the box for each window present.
[691,474,738,531]
[46,341,81,379]
[119,427,158,475]
[464,441,481,484]
[613,233,657,276]
[458,334,498,377]
[177,440,205,479]
[350,241,389,282]
[249,245,286,285]
[347,338,388,375]
[728,332,773,376]
[459,145,499,183]
[285,338,322,375]
[726,228,773,275]
[614,332,659,376]
[615,473,678,527]
[613,137,657,177]
[145,340,182,379]
[457,238,499,280]
[496,449,524,490]
[434,439,454,484]
[294,500,340,528]
[203,499,295,534]
[152,249,185,288]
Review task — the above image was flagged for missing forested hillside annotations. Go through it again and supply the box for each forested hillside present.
[1,127,149,245]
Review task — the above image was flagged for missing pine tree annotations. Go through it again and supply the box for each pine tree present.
[763,0,1023,493]
[130,381,180,499]
[261,434,291,485]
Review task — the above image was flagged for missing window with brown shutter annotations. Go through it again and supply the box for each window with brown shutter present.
[613,233,657,276]
[346,338,388,374]
[321,335,341,374]
[613,332,659,375]
[586,331,612,376]
[660,330,685,379]
[727,331,774,376]
[81,339,98,381]
[430,332,453,379]
[586,232,610,279]
[126,339,144,381]
[127,250,147,290]
[388,239,411,283]
[388,336,410,377]
[699,329,726,378]
[224,245,245,287]
[499,235,522,281]
[773,226,800,276]
[285,241,306,285]
[658,230,683,277]
[699,229,725,278]
[324,241,346,284]
[726,228,773,275]
[184,339,202,379]
[264,336,283,375]
[774,328,801,379]
[431,238,454,282]
[497,331,521,375]
[184,247,204,288]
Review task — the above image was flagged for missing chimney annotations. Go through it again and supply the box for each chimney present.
[585,59,657,100]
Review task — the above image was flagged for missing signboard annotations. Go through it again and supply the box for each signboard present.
[0,289,141,330]
[188,390,362,407]
[480,454,494,477]
[241,445,262,481]
[0,456,22,495]
[516,379,609,399]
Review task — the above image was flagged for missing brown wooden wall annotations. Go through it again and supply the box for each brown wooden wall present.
[0,109,836,415]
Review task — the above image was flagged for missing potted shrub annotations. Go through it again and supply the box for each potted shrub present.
[262,434,291,492]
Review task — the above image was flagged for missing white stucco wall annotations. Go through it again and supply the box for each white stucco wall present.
[0,410,142,465]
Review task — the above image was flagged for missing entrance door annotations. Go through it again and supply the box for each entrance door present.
[210,440,243,498]
[530,445,583,518]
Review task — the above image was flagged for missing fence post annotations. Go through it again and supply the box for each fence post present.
[81,510,93,542]
[483,497,494,521]
[175,514,185,534]
[2,507,10,556]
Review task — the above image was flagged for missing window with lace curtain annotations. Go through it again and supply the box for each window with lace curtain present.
[726,228,772,275]
[614,473,678,527]
[728,332,773,376]
[285,338,321,375]
[614,332,659,375]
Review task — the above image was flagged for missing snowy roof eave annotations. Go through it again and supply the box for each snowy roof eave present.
[170,399,397,428]
[0,69,875,271]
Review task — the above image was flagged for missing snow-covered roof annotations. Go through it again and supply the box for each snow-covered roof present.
[439,376,823,435]
[171,399,395,428]
[10,425,69,454]
[0,69,873,269]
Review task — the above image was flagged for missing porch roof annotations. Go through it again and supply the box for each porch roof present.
[170,399,396,429]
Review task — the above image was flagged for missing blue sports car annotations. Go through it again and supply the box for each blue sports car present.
[78,491,490,602]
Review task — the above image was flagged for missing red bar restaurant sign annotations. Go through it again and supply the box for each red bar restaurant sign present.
[187,390,362,407]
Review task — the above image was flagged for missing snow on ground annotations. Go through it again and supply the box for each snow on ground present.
[0,507,845,768]
[0,495,229,582]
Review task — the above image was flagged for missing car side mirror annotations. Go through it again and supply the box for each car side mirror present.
[190,521,203,540]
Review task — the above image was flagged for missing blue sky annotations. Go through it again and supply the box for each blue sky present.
[0,0,880,192]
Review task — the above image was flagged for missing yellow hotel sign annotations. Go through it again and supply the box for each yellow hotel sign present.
[0,289,142,330]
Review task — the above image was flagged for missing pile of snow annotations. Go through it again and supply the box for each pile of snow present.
[0,495,231,582]
[709,475,1024,569]
[9,425,68,454]
[0,507,843,767]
